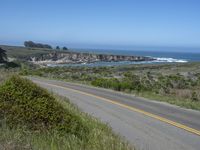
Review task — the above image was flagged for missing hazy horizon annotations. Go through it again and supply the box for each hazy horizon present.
[1,0,200,52]
[1,41,200,53]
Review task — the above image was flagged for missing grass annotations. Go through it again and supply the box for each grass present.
[21,62,200,111]
[0,68,19,84]
[137,91,200,111]
[0,76,89,136]
[0,75,132,150]
[0,45,68,59]
[0,121,131,150]
[0,45,52,58]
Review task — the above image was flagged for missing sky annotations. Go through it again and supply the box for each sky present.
[0,0,200,51]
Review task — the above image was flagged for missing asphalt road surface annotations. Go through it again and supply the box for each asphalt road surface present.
[30,77,200,150]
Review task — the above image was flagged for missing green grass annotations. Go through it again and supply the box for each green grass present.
[21,62,200,111]
[0,45,68,59]
[0,76,132,150]
[0,97,132,150]
[137,91,200,111]
[0,68,19,84]
[0,45,52,58]
[0,76,89,137]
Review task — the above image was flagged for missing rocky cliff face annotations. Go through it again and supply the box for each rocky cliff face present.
[29,51,154,65]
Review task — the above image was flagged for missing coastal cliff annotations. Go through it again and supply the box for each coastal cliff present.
[29,51,154,65]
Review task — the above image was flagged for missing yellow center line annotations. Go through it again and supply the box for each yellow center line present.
[36,81,200,136]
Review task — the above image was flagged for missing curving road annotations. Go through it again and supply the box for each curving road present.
[30,77,200,150]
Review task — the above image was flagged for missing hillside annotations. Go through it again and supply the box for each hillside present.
[0,45,154,65]
[0,75,132,150]
[0,45,53,58]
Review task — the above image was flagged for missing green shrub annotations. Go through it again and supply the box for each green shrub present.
[0,76,88,139]
[4,62,20,68]
[0,96,133,150]
[191,91,199,102]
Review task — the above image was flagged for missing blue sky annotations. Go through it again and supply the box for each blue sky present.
[0,0,200,51]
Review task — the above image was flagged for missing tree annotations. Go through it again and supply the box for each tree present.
[24,41,52,49]
[0,47,7,63]
[63,47,68,50]
[24,41,35,47]
[56,46,60,50]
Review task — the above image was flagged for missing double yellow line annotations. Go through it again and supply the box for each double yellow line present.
[37,81,200,136]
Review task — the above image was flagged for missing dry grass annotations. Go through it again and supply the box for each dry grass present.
[172,89,200,101]
[0,69,19,84]
[173,89,192,99]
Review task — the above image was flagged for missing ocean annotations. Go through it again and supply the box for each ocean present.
[49,49,200,67]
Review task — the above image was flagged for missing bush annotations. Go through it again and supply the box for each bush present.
[0,76,88,139]
[91,78,121,91]
[191,91,199,102]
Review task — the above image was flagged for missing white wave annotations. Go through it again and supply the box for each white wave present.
[153,57,188,63]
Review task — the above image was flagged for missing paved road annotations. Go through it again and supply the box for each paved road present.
[30,77,200,150]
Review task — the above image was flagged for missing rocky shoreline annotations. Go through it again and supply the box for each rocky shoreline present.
[29,51,155,65]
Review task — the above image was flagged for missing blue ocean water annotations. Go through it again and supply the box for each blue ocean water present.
[48,49,200,67]
[73,49,200,62]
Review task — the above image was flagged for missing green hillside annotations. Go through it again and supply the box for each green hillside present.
[0,45,68,59]
[0,75,132,150]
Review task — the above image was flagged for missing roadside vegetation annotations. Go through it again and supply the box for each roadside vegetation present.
[0,75,132,150]
[1,45,200,149]
[2,44,200,110]
[21,63,200,110]
[0,47,132,149]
